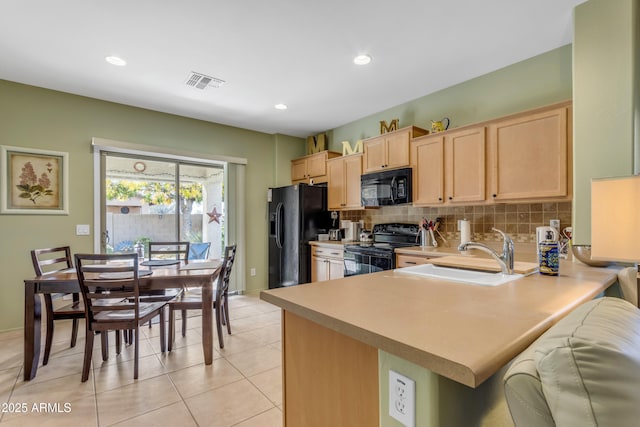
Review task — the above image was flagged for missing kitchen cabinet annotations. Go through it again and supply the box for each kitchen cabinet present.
[327,154,362,210]
[362,126,428,173]
[291,151,341,184]
[444,126,487,204]
[311,245,344,281]
[410,126,486,206]
[411,134,445,205]
[396,253,432,268]
[488,105,571,201]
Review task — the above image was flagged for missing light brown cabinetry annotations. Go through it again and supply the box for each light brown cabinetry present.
[411,126,486,206]
[411,134,445,205]
[445,126,487,204]
[396,253,432,268]
[362,126,428,173]
[311,245,344,282]
[488,105,571,201]
[327,154,362,210]
[291,151,341,184]
[283,311,379,426]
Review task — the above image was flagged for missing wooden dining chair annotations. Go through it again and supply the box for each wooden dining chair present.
[136,242,190,335]
[168,244,236,350]
[74,253,167,382]
[30,246,85,365]
[140,241,190,302]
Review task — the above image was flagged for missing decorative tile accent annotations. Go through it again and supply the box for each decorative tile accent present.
[338,202,572,243]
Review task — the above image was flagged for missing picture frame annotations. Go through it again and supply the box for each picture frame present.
[0,145,69,215]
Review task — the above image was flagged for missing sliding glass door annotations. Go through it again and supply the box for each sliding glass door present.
[100,153,226,260]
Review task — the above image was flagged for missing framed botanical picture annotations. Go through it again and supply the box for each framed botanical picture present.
[0,146,69,214]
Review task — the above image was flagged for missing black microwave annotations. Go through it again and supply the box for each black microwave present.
[361,167,412,206]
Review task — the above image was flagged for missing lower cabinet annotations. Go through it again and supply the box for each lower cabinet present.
[311,245,344,281]
[396,253,432,268]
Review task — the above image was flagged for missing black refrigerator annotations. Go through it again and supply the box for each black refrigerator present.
[268,184,331,288]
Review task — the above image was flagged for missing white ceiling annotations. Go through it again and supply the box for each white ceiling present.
[0,0,584,138]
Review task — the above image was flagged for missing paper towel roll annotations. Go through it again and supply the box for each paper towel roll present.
[460,219,471,244]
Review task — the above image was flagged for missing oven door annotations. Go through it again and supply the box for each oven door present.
[344,249,392,276]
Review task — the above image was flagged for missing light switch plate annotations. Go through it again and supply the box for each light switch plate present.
[76,224,90,235]
[389,370,415,427]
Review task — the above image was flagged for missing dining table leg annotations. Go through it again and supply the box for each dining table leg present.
[24,281,41,381]
[201,278,213,365]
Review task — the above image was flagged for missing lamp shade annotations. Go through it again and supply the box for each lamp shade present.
[591,175,640,262]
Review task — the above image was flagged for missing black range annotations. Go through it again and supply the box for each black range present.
[343,223,419,277]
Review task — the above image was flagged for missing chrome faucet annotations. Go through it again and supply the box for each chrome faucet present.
[457,228,515,275]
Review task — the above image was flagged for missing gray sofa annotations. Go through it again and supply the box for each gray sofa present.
[503,295,640,427]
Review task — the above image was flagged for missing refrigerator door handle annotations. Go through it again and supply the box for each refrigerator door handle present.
[275,202,284,249]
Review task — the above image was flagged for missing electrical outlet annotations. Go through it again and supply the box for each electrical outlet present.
[250,268,256,276]
[389,370,415,427]
[550,219,560,231]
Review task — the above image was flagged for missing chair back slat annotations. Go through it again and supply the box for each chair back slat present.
[148,242,190,261]
[216,245,237,297]
[75,253,141,328]
[31,246,73,276]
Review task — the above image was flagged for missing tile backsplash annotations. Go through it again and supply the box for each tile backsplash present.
[338,202,572,243]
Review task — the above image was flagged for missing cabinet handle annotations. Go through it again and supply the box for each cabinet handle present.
[405,261,417,265]
[438,197,443,201]
[492,194,497,198]
[448,196,453,200]
[330,252,340,256]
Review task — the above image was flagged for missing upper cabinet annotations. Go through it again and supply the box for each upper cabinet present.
[291,151,341,184]
[362,126,428,173]
[327,154,362,210]
[488,105,571,201]
[410,101,572,207]
[411,126,487,206]
[444,126,487,204]
[411,134,445,205]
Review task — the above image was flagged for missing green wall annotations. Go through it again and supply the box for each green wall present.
[328,45,573,150]
[0,80,303,330]
[379,350,511,426]
[572,0,639,243]
[273,134,306,187]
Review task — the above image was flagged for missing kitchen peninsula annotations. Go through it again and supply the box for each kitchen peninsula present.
[260,259,619,426]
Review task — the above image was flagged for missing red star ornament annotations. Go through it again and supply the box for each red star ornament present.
[207,206,223,224]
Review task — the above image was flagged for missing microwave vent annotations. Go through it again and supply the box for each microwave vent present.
[185,72,226,89]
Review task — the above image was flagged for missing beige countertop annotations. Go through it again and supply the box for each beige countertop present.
[261,260,619,388]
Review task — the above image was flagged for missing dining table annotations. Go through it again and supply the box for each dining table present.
[23,259,221,381]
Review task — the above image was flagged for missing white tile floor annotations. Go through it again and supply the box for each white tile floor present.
[0,293,283,426]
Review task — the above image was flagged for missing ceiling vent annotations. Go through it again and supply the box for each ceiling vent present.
[185,72,226,89]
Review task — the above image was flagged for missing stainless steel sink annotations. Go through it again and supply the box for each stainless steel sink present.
[395,263,524,286]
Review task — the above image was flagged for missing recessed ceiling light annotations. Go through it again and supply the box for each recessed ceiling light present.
[105,56,126,66]
[353,54,372,65]
[274,103,288,110]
